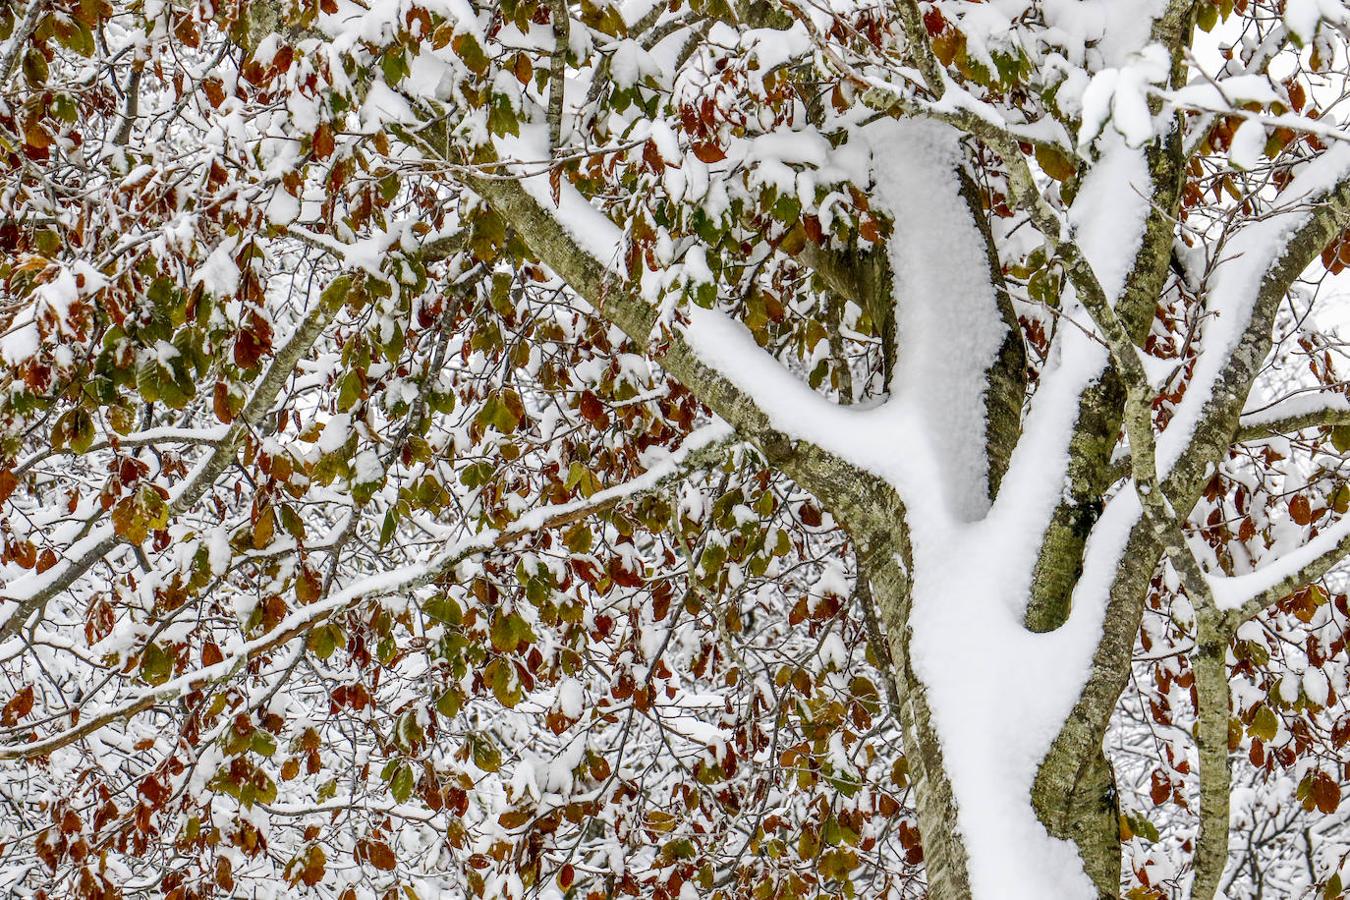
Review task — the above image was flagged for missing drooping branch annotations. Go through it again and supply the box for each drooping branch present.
[0,293,340,639]
[0,425,733,761]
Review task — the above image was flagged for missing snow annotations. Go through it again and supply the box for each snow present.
[864,120,1008,519]
[266,188,300,226]
[1229,119,1267,171]
[496,126,631,273]
[0,318,39,365]
[192,237,241,297]
[453,49,1344,892]
[1077,44,1170,148]
[675,119,1140,900]
[1157,142,1350,478]
[1284,0,1347,42]
[1302,668,1329,706]
[1206,512,1350,612]
[1239,391,1350,430]
[1069,133,1151,302]
[318,413,352,452]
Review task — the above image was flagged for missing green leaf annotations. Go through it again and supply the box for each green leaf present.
[454,34,490,75]
[52,407,96,453]
[280,504,307,542]
[251,732,277,757]
[490,611,534,652]
[436,687,463,718]
[470,733,501,772]
[424,596,462,625]
[563,523,592,554]
[1250,704,1279,742]
[381,48,410,85]
[337,371,362,411]
[320,274,354,310]
[307,623,343,660]
[1035,144,1077,182]
[389,762,414,803]
[22,48,48,87]
[140,642,175,686]
[1196,1,1218,31]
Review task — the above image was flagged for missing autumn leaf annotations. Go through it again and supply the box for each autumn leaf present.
[2,685,35,726]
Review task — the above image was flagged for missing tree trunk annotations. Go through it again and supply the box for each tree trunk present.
[867,557,975,899]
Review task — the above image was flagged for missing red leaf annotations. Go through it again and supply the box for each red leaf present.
[578,390,606,425]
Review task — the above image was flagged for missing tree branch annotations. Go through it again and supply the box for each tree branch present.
[1234,395,1350,443]
[890,0,946,98]
[1163,169,1350,510]
[0,425,734,760]
[1209,514,1350,634]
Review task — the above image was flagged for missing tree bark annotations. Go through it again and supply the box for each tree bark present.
[1191,615,1234,900]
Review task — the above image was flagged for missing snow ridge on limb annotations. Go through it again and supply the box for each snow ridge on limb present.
[862,119,1008,520]
[1160,144,1350,492]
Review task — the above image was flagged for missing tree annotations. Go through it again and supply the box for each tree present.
[3,0,1350,896]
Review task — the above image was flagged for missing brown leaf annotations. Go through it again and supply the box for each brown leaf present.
[202,641,224,667]
[2,685,35,726]
[313,123,335,160]
[0,469,18,505]
[1149,769,1170,806]
[1289,494,1313,526]
[363,839,397,871]
[1310,770,1340,814]
[498,809,531,829]
[691,142,726,163]
[512,52,533,85]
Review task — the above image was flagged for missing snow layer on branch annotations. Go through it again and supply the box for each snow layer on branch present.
[1069,132,1151,302]
[1157,143,1350,478]
[1239,390,1350,431]
[500,126,631,273]
[1207,511,1350,612]
[863,120,1007,520]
